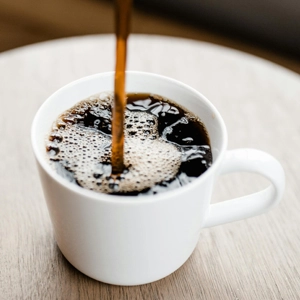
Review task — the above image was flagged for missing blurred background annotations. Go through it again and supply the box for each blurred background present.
[0,0,299,73]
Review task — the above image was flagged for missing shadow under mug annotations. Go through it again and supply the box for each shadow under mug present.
[31,71,285,285]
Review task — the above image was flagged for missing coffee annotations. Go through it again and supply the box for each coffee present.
[112,0,132,174]
[46,93,212,195]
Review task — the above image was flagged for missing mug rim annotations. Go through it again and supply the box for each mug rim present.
[31,71,228,204]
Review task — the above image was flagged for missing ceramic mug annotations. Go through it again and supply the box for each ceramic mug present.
[31,72,285,285]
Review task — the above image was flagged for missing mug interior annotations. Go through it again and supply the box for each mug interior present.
[32,71,227,199]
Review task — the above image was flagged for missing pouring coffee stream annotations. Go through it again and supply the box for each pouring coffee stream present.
[111,0,132,174]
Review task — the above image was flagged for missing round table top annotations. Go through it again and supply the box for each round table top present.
[1,35,299,300]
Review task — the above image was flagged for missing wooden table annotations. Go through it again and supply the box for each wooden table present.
[1,35,299,299]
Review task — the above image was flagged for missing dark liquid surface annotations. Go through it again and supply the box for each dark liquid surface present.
[47,93,212,196]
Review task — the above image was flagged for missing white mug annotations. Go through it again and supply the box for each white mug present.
[31,72,285,285]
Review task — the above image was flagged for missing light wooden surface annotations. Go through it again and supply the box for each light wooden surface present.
[0,35,299,300]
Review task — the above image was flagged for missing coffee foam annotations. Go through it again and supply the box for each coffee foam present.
[47,94,182,194]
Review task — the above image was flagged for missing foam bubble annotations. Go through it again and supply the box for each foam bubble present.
[47,95,182,194]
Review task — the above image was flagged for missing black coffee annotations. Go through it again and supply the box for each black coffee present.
[46,93,212,196]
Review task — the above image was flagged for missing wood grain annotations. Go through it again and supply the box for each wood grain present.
[0,35,299,299]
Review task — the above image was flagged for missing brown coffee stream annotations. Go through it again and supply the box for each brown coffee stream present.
[112,0,132,174]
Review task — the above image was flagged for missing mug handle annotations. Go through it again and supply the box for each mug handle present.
[203,148,285,228]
